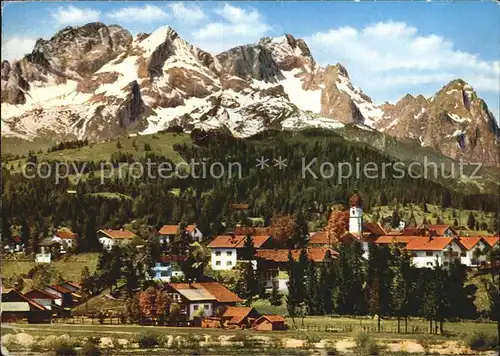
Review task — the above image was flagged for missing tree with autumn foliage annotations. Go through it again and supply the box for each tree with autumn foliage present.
[138,287,171,324]
[325,209,349,245]
[270,214,296,248]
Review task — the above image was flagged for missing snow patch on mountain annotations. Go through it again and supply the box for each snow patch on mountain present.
[335,74,383,127]
[280,69,321,113]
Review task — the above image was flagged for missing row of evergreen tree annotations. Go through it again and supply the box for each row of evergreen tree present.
[285,242,499,333]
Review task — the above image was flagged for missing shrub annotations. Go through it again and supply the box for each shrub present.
[137,331,159,349]
[79,341,101,356]
[466,331,499,351]
[355,331,379,356]
[51,339,77,356]
[30,342,44,353]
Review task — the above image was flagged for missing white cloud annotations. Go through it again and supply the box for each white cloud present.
[1,37,36,61]
[191,3,272,53]
[50,6,100,25]
[108,4,169,22]
[306,21,499,102]
[169,3,206,24]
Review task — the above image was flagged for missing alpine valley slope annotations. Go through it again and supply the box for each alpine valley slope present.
[1,22,499,166]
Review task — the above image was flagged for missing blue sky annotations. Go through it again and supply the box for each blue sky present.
[2,1,499,118]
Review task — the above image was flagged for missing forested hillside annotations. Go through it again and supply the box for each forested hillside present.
[2,129,497,252]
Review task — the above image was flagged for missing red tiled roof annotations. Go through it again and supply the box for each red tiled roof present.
[406,237,457,251]
[401,228,425,236]
[158,225,178,235]
[98,229,136,240]
[308,232,330,245]
[374,236,418,244]
[483,236,499,248]
[258,314,285,323]
[363,222,387,236]
[233,227,270,236]
[426,225,453,236]
[256,248,337,263]
[193,282,242,303]
[62,281,81,289]
[48,285,73,294]
[222,306,257,322]
[159,224,198,235]
[25,289,60,300]
[207,235,270,249]
[458,237,483,250]
[168,282,243,303]
[56,230,78,239]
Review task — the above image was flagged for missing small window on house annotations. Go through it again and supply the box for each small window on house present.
[227,251,232,256]
[227,261,232,266]
[160,271,169,277]
[425,251,433,256]
[216,261,221,266]
[460,252,466,257]
[193,305,198,311]
[204,304,209,310]
[215,251,221,256]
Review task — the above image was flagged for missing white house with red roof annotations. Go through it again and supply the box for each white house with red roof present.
[207,234,272,270]
[97,229,137,250]
[458,237,489,267]
[53,229,78,251]
[158,224,203,244]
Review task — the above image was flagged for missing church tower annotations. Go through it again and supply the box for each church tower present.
[349,193,363,235]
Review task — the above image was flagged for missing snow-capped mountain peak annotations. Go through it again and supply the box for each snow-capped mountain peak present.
[1,23,498,165]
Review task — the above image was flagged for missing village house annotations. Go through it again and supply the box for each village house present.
[150,256,185,282]
[458,237,489,267]
[162,282,242,320]
[53,229,78,252]
[404,237,463,268]
[3,235,24,254]
[44,285,79,308]
[255,247,337,292]
[208,234,272,270]
[423,224,457,237]
[24,289,62,310]
[253,314,286,331]
[36,238,62,263]
[483,236,499,250]
[97,229,137,250]
[158,224,203,244]
[221,306,260,329]
[1,289,51,323]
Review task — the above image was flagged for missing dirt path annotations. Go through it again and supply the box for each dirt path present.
[2,324,135,335]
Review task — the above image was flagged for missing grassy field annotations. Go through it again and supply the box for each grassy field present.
[365,203,495,235]
[2,317,496,342]
[1,253,100,287]
[2,132,191,172]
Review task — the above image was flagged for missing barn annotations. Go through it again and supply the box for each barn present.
[253,314,286,331]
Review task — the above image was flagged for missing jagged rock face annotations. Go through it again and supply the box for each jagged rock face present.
[376,79,500,166]
[1,61,29,104]
[259,34,315,72]
[216,44,284,82]
[27,22,132,78]
[320,65,363,124]
[376,94,429,140]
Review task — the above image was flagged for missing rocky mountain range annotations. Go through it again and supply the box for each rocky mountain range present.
[1,22,499,166]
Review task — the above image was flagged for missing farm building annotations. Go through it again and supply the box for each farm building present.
[253,314,286,331]
[1,289,51,323]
